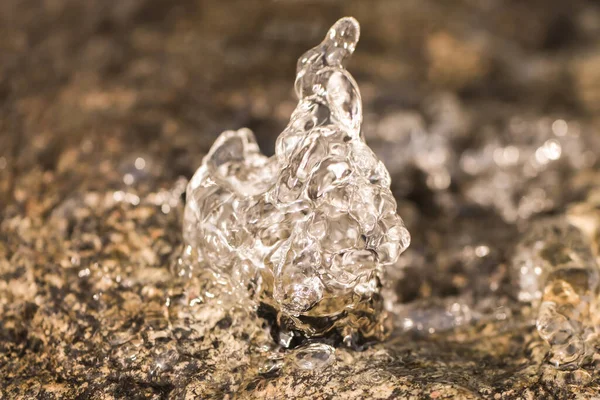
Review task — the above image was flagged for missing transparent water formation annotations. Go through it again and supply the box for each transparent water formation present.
[183,17,410,346]
[513,195,600,368]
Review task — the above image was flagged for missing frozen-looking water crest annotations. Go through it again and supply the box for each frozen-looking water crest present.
[183,17,410,346]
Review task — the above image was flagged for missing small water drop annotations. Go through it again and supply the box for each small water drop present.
[258,356,284,377]
[364,369,393,384]
[292,343,335,371]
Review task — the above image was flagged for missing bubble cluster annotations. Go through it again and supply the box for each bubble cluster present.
[183,17,410,346]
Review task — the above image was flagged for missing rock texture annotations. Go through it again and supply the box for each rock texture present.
[1,0,600,399]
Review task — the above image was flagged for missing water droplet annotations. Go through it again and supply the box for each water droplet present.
[292,343,335,371]
[364,369,393,384]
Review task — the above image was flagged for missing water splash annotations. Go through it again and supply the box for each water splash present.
[182,17,410,347]
[513,204,600,368]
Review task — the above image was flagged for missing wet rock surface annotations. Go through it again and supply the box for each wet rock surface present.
[1,1,600,399]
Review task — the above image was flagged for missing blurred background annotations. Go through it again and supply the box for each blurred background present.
[1,0,599,183]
